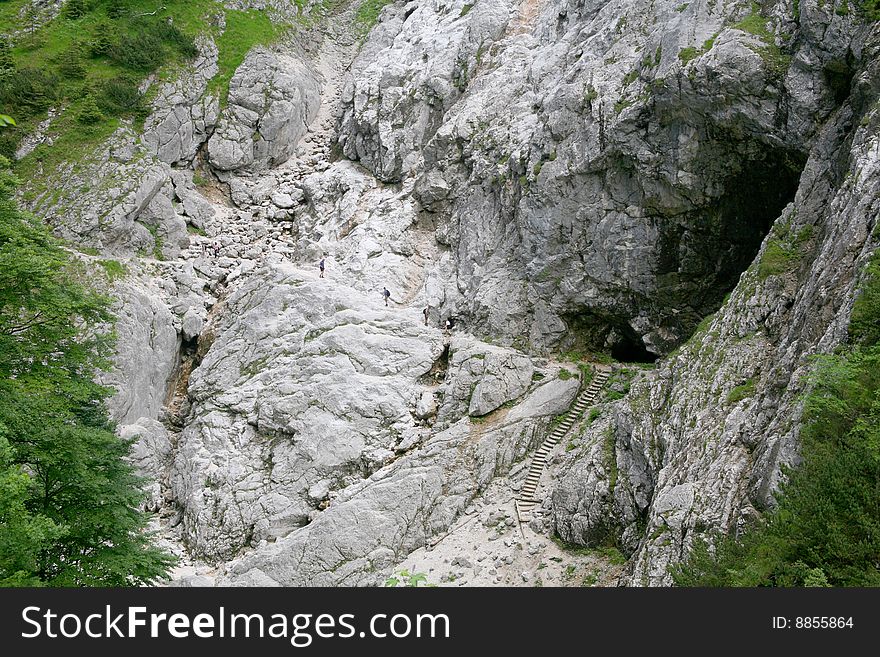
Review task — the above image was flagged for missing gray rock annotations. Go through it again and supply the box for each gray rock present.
[181,308,205,341]
[207,48,321,171]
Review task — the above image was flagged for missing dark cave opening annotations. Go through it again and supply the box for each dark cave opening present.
[561,311,659,364]
[610,334,658,363]
[559,146,806,361]
[824,58,856,106]
[711,149,806,295]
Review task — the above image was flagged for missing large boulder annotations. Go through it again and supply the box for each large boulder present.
[207,48,321,171]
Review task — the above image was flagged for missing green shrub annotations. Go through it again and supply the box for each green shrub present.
[678,47,700,64]
[0,68,58,113]
[109,31,166,71]
[58,46,87,79]
[726,378,756,404]
[0,37,13,73]
[849,252,880,346]
[76,94,103,124]
[107,0,128,20]
[757,238,797,279]
[97,259,128,281]
[87,21,117,58]
[860,0,880,20]
[98,77,146,117]
[63,0,89,20]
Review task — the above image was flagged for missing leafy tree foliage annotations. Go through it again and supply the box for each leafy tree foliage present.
[0,158,174,585]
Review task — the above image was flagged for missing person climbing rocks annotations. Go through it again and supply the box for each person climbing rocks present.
[212,241,221,257]
[423,306,429,326]
[319,256,325,278]
[383,287,391,306]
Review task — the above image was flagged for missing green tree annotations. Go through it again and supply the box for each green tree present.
[0,158,174,586]
[88,20,116,57]
[59,46,87,79]
[64,0,89,20]
[76,93,103,124]
[0,430,65,587]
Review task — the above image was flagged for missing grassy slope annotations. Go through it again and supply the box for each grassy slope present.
[0,1,286,184]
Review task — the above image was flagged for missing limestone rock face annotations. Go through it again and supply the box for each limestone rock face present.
[142,36,221,165]
[338,0,515,182]
[170,262,553,561]
[337,0,869,359]
[120,418,173,512]
[219,358,575,586]
[207,48,321,171]
[103,279,180,426]
[552,37,880,583]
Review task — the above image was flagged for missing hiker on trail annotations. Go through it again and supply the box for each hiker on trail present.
[319,257,325,278]
[383,287,391,307]
[212,241,221,257]
[423,306,429,326]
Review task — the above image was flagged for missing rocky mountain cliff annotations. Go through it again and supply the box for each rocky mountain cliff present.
[7,0,879,586]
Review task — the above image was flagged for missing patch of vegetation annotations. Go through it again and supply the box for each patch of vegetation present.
[849,251,880,346]
[558,367,575,381]
[459,2,475,17]
[581,569,599,586]
[0,157,173,586]
[726,378,757,404]
[355,0,394,36]
[384,569,434,587]
[210,8,280,106]
[757,221,815,280]
[678,32,718,66]
[858,0,880,20]
[1,2,285,168]
[678,46,700,65]
[672,249,880,586]
[96,258,127,281]
[613,97,634,114]
[733,3,792,74]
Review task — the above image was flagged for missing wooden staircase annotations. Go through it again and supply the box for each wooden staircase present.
[515,366,611,523]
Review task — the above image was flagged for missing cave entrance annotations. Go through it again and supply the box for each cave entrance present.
[712,148,806,295]
[559,146,805,361]
[560,311,659,364]
[610,334,658,363]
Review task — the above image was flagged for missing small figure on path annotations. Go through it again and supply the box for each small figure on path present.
[383,287,391,307]
[423,306,429,326]
[319,256,325,278]
[212,240,221,257]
